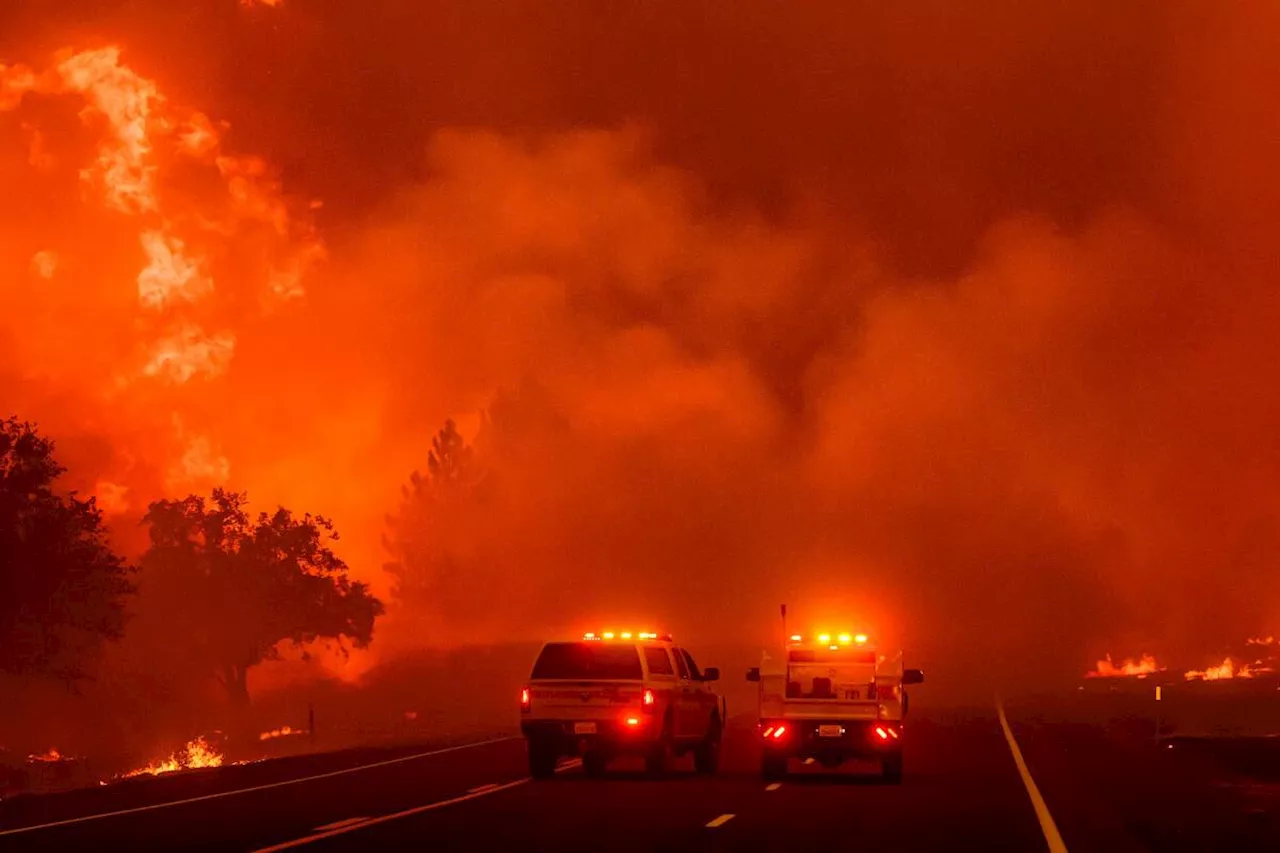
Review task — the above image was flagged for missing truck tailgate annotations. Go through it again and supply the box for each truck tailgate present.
[778,699,879,720]
[528,680,644,718]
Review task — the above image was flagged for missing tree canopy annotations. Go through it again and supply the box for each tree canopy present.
[141,489,383,705]
[0,416,134,679]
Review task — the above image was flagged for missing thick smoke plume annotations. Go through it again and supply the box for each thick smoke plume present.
[1,1,1278,695]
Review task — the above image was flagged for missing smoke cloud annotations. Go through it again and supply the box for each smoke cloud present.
[2,0,1278,693]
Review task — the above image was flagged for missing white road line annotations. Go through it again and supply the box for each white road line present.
[251,778,531,853]
[312,817,368,832]
[765,782,781,791]
[0,736,519,837]
[996,698,1069,853]
[706,814,735,828]
[252,755,582,852]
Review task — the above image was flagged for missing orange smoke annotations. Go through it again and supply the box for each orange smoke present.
[1085,654,1163,679]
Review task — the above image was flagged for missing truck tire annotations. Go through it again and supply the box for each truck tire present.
[645,740,672,776]
[582,750,608,778]
[694,715,722,774]
[527,740,558,779]
[645,711,675,776]
[882,750,903,784]
[761,754,787,781]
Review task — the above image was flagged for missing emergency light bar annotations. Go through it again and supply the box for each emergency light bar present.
[582,631,671,642]
[788,632,869,646]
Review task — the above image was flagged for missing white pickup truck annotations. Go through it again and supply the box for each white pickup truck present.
[746,633,923,782]
[521,632,725,778]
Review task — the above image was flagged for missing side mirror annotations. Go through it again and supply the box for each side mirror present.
[746,667,760,682]
[702,667,720,682]
[902,668,924,686]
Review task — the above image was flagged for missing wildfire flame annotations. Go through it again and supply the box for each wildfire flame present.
[2,43,321,495]
[1085,654,1163,678]
[1183,658,1272,681]
[122,737,223,778]
[29,250,58,279]
[258,726,299,741]
[27,748,65,763]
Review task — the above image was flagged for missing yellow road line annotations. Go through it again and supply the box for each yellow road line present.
[996,698,1069,853]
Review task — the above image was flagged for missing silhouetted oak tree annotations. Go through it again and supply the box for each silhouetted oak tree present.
[142,489,382,706]
[0,417,134,679]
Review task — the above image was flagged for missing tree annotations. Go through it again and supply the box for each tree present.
[383,420,486,608]
[0,417,134,679]
[141,489,383,706]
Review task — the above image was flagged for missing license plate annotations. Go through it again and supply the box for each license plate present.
[842,689,861,700]
[818,724,843,738]
[573,722,598,735]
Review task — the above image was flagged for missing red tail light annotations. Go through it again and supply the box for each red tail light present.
[520,687,531,713]
[874,726,889,740]
[772,725,787,739]
[642,688,656,711]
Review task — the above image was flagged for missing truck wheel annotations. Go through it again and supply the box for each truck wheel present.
[582,750,608,778]
[882,750,903,784]
[527,740,558,779]
[761,754,787,781]
[694,715,722,774]
[645,738,674,776]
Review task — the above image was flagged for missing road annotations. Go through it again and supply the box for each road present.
[2,701,1279,851]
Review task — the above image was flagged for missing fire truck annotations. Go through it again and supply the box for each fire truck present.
[520,631,725,778]
[747,631,923,782]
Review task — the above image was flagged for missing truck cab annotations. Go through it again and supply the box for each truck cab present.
[521,631,725,778]
[747,632,923,782]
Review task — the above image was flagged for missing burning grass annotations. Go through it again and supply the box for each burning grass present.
[119,736,224,778]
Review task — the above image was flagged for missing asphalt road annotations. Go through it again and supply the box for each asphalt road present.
[3,701,1279,852]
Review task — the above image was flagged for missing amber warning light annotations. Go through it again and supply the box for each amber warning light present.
[583,631,668,641]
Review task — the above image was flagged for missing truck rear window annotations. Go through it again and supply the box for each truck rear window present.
[531,643,644,680]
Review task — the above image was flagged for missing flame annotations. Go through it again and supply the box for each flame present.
[258,726,298,741]
[1247,636,1276,647]
[1183,657,1268,681]
[241,0,284,7]
[55,47,160,214]
[143,325,237,383]
[122,737,223,778]
[0,63,36,111]
[27,748,64,763]
[93,480,131,514]
[137,231,211,309]
[30,250,58,279]
[1085,654,1163,678]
